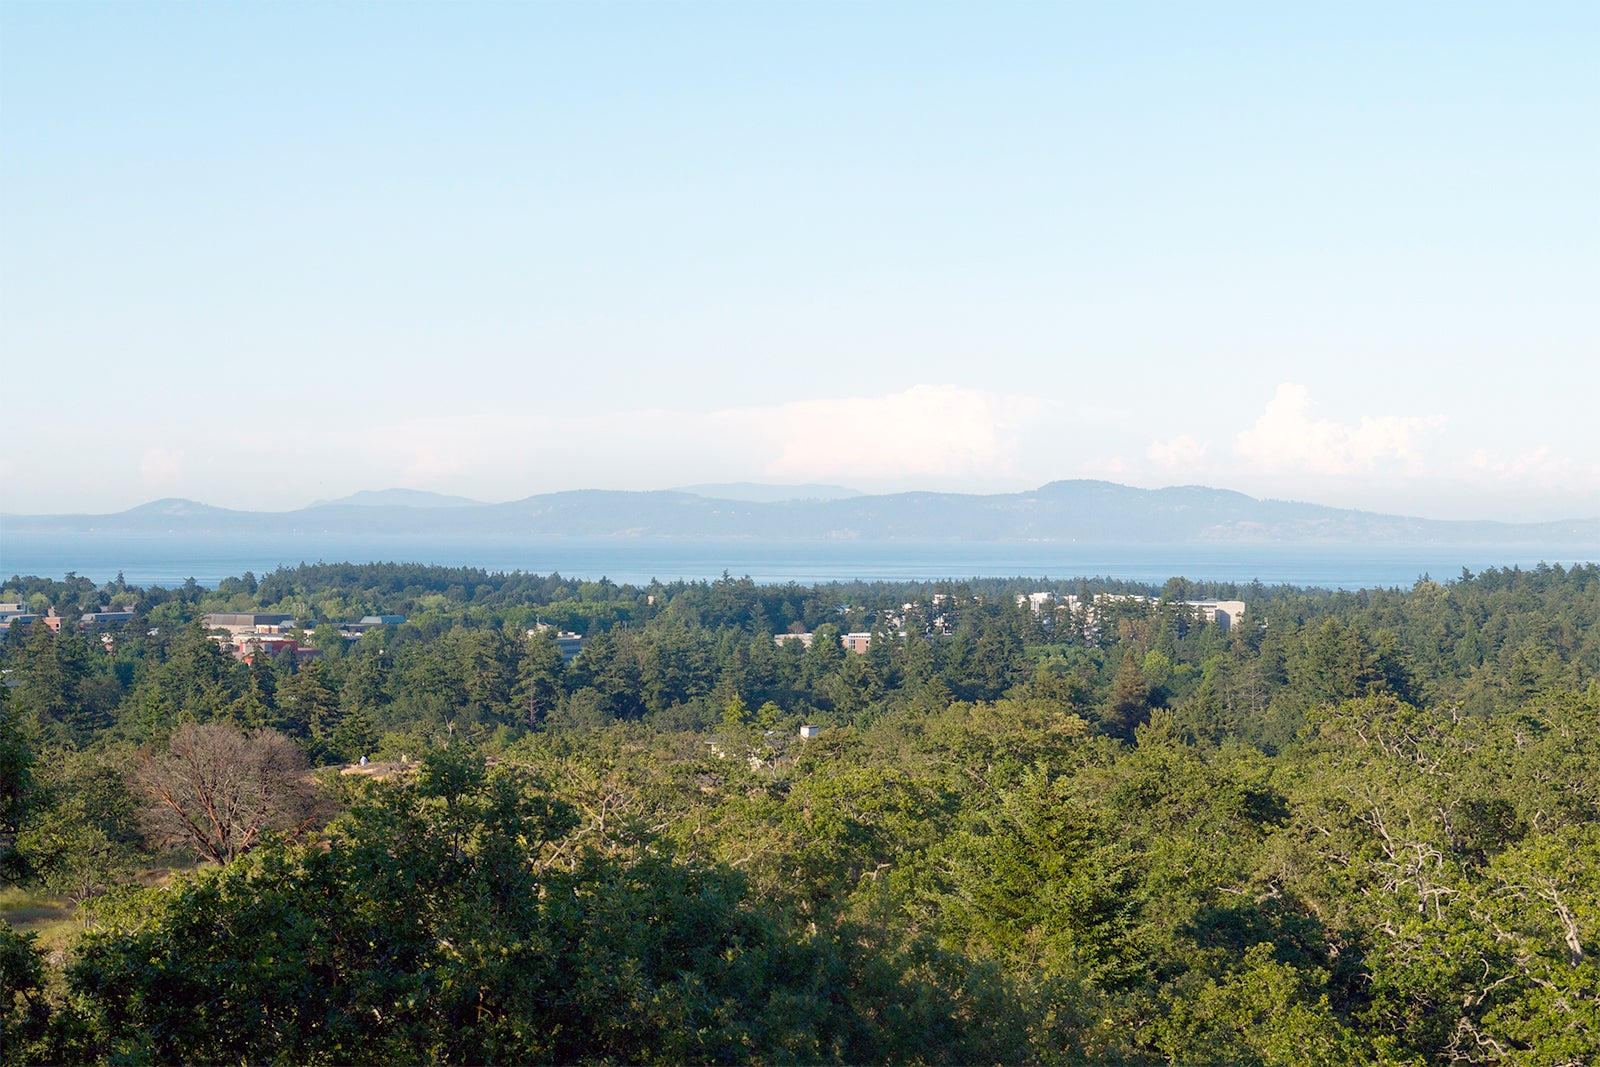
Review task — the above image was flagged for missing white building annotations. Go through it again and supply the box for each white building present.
[1183,600,1248,631]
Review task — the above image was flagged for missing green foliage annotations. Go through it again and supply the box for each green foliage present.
[0,696,48,886]
[64,747,1020,1064]
[1,922,55,1065]
[30,747,142,905]
[933,766,1137,985]
[5,560,1600,1062]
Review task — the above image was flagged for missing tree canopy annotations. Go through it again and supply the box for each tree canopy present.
[2,560,1597,1064]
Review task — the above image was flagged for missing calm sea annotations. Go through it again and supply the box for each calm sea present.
[1,532,1594,590]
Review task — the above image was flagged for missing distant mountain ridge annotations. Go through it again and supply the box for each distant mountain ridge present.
[6,481,1596,547]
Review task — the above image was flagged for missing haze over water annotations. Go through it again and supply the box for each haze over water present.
[3,533,1593,591]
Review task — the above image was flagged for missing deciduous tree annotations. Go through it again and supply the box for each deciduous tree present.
[134,723,315,865]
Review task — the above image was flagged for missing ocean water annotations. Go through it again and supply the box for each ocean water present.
[1,531,1594,590]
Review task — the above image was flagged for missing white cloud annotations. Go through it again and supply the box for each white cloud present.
[1234,383,1445,476]
[1147,434,1208,471]
[752,385,1046,482]
[1459,447,1600,513]
[1468,446,1560,479]
[251,385,1047,505]
[1077,455,1131,478]
[138,447,185,485]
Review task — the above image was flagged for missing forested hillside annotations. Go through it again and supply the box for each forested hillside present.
[3,561,1598,1064]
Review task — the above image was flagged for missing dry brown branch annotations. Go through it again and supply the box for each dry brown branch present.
[135,723,315,865]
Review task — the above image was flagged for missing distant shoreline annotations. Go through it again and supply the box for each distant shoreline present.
[2,533,1593,591]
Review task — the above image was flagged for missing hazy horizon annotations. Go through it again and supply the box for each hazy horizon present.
[4,478,1598,527]
[3,3,1597,523]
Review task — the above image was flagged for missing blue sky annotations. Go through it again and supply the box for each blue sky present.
[2,2,1596,521]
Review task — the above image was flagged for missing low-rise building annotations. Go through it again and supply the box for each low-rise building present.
[1016,591,1057,614]
[3,607,138,636]
[230,633,322,666]
[528,625,585,661]
[80,609,136,628]
[1184,599,1248,631]
[338,615,407,638]
[204,612,296,635]
[774,631,872,653]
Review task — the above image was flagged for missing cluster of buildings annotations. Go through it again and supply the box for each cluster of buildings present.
[874,594,960,638]
[771,591,1250,653]
[774,630,875,653]
[202,612,409,665]
[203,612,313,665]
[201,614,592,667]
[0,603,138,637]
[0,602,429,666]
[1014,592,1249,632]
[1,602,588,668]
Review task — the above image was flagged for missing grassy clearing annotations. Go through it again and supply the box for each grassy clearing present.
[0,885,74,926]
[0,886,79,953]
[1,861,196,948]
